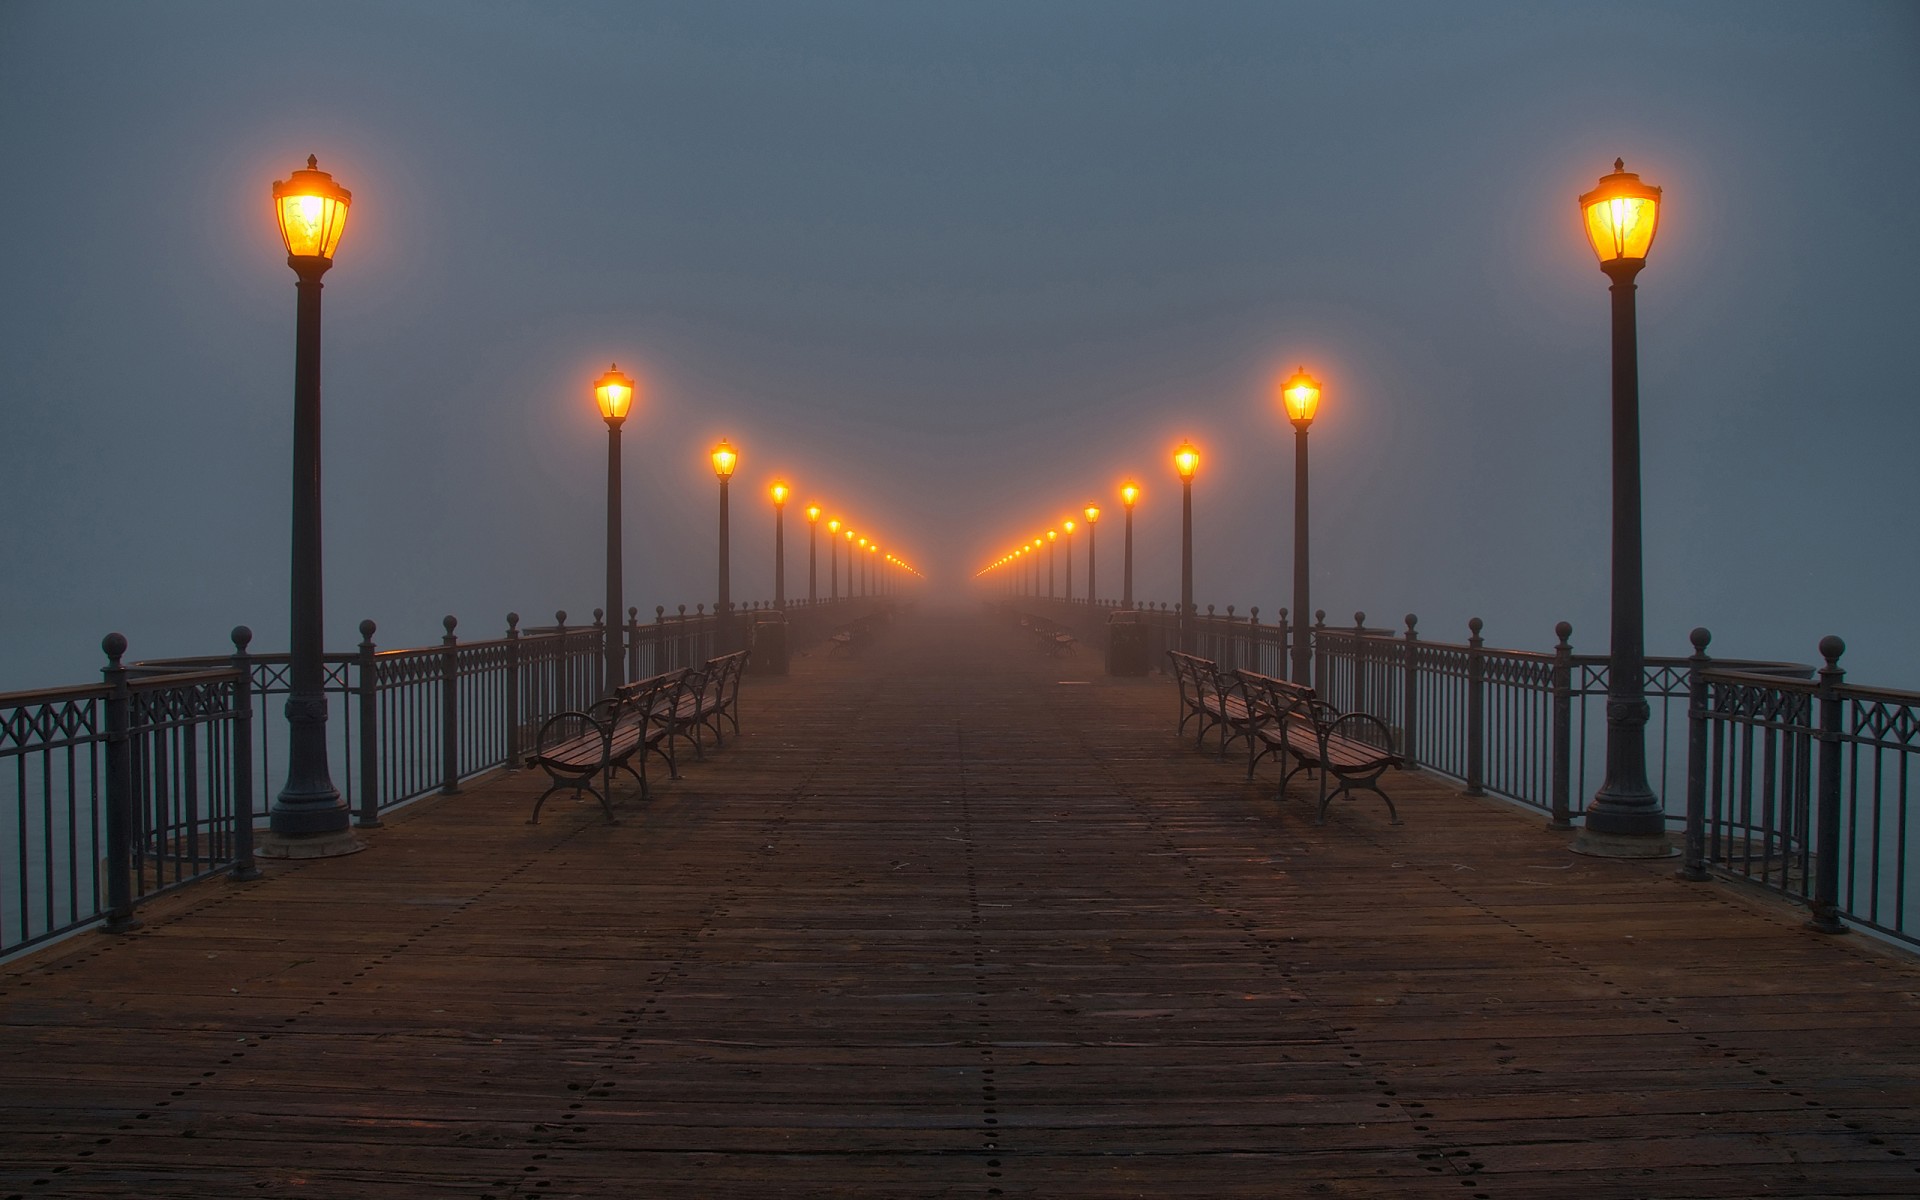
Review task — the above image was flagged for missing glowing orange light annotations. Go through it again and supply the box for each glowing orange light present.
[1580,158,1662,265]
[769,480,790,507]
[1064,519,1075,534]
[1280,367,1321,428]
[829,518,841,534]
[272,155,351,262]
[711,440,738,479]
[1120,482,1140,508]
[1048,530,1057,543]
[593,363,636,424]
[1084,503,1100,524]
[1174,441,1199,483]
[846,529,854,541]
[805,504,821,523]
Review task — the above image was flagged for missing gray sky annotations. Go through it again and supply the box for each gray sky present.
[3,0,1917,689]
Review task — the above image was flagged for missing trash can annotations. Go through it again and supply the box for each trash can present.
[750,611,789,675]
[1106,609,1148,676]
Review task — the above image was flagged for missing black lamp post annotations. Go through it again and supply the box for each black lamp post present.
[1174,443,1198,651]
[1064,520,1075,602]
[770,481,789,609]
[595,365,635,692]
[828,519,841,602]
[712,440,737,650]
[846,529,856,598]
[268,156,353,845]
[1575,158,1670,857]
[805,504,821,603]
[1281,368,1320,685]
[1084,504,1099,604]
[1120,482,1139,608]
[1047,529,1058,599]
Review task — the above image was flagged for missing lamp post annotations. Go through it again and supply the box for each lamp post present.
[1120,482,1139,609]
[595,364,636,692]
[1575,158,1669,857]
[828,519,841,601]
[1174,442,1198,651]
[769,480,789,609]
[845,529,856,598]
[805,504,821,603]
[1281,368,1320,685]
[712,440,737,650]
[1063,520,1075,602]
[1083,504,1099,605]
[1047,529,1058,599]
[268,155,353,846]
[858,537,868,596]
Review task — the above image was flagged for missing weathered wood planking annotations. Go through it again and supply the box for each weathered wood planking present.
[2,606,1918,1198]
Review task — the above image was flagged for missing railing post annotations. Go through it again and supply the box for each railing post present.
[554,611,570,709]
[592,608,607,698]
[1809,635,1848,934]
[357,620,382,825]
[504,613,522,771]
[1466,617,1486,796]
[229,627,262,881]
[101,633,140,933]
[1312,610,1327,693]
[1351,612,1368,715]
[1401,614,1419,768]
[627,607,641,683]
[1549,621,1574,830]
[1277,608,1289,682]
[440,615,461,795]
[1679,626,1712,879]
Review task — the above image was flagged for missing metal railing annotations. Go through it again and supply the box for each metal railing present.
[2,637,246,956]
[2,596,880,956]
[1009,595,1919,941]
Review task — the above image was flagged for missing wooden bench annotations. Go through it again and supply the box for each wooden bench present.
[1166,650,1254,757]
[665,650,749,760]
[527,668,686,824]
[827,614,882,657]
[1236,668,1403,824]
[1020,616,1077,656]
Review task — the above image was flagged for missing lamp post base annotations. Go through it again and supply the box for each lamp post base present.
[1570,827,1676,859]
[256,829,365,860]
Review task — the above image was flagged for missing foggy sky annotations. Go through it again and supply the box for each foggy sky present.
[3,1,1917,690]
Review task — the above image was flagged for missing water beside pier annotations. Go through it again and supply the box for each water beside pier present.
[4,607,1918,1197]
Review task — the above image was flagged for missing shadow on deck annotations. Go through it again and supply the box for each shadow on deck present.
[4,606,1919,1197]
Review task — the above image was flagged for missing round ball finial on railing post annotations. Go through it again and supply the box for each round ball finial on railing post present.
[102,632,127,669]
[443,614,458,638]
[506,612,519,632]
[233,625,255,652]
[1555,620,1572,648]
[555,610,567,627]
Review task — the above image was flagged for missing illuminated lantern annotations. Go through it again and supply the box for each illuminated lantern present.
[594,364,635,425]
[272,155,351,263]
[1579,158,1662,265]
[1280,368,1320,429]
[1173,441,1199,483]
[711,440,737,479]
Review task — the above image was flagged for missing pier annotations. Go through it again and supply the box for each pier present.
[5,608,1918,1197]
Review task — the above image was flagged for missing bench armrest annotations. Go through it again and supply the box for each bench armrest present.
[1319,710,1398,761]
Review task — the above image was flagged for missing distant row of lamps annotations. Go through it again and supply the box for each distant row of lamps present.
[593,374,916,688]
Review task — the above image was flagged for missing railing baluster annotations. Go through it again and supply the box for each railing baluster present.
[100,634,138,933]
[356,620,382,825]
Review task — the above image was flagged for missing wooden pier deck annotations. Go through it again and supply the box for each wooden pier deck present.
[4,607,1920,1198]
